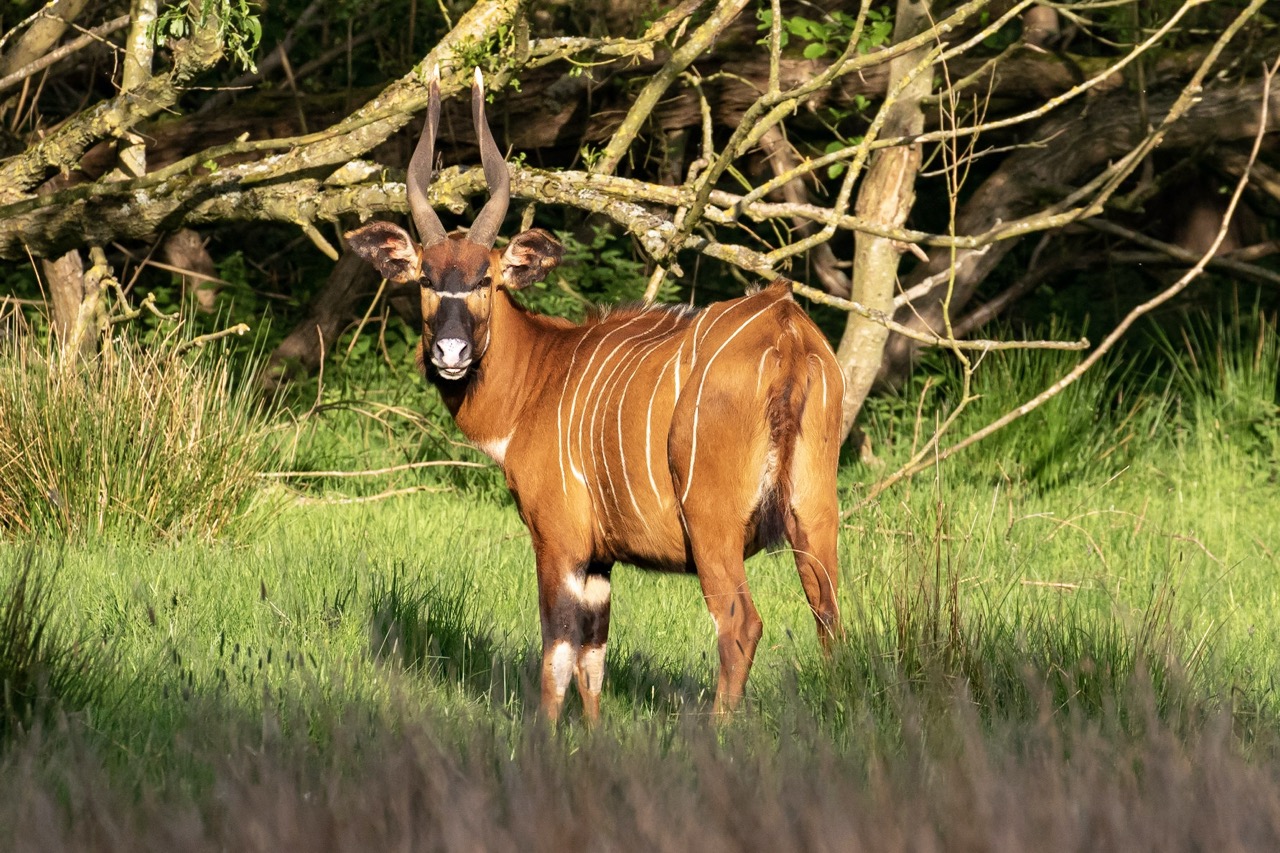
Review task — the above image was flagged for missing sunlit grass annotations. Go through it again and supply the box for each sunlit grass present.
[0,327,275,542]
[1,302,1278,849]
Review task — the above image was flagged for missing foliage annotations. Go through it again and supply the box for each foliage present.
[152,0,263,71]
[0,327,276,542]
[512,226,678,322]
[1158,301,1280,469]
[756,6,893,59]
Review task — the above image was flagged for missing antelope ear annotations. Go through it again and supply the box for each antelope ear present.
[500,228,564,290]
[345,221,422,283]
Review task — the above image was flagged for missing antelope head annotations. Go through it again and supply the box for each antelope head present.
[346,69,563,381]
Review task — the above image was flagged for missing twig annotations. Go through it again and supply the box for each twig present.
[344,276,389,362]
[297,219,340,260]
[114,253,231,287]
[792,279,1089,352]
[951,257,1080,337]
[0,5,62,55]
[756,0,1211,196]
[593,0,748,177]
[848,53,1276,514]
[525,0,706,67]
[1084,218,1280,287]
[294,485,452,505]
[0,14,130,94]
[1021,580,1084,590]
[196,0,325,114]
[173,323,250,355]
[261,459,488,479]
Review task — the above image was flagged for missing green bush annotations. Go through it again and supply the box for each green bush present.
[0,329,275,542]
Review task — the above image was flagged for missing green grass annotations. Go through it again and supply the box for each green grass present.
[0,327,275,542]
[1,304,1279,849]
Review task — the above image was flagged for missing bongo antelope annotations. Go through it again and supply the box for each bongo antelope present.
[346,69,844,722]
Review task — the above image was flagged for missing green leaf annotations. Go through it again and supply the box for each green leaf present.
[803,42,828,60]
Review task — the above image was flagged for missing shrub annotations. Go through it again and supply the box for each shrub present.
[0,328,274,542]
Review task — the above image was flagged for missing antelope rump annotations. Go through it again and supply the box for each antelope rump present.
[346,69,845,722]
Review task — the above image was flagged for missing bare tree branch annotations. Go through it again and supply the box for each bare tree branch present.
[0,14,129,95]
[850,56,1276,513]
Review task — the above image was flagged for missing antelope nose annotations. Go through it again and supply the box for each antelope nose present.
[433,337,472,368]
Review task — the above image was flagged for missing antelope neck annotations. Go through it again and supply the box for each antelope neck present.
[445,286,554,450]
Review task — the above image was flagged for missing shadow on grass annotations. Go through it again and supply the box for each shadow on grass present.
[8,551,1280,851]
[8,631,1280,852]
[0,550,107,749]
[368,569,713,721]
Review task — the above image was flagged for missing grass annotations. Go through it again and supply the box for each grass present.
[0,325,275,542]
[0,303,1278,849]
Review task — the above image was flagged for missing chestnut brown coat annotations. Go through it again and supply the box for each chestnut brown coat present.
[347,70,843,722]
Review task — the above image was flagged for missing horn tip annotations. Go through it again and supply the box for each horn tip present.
[474,66,484,91]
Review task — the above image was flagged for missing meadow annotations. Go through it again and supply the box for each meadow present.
[1,301,1279,851]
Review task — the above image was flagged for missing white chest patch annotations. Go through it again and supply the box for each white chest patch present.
[477,434,513,466]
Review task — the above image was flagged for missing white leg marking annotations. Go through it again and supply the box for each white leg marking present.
[564,573,610,609]
[682,295,788,502]
[549,640,575,700]
[582,574,611,610]
[578,644,606,695]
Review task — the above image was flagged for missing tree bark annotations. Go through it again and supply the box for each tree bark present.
[0,21,224,202]
[259,249,381,393]
[877,78,1280,387]
[834,0,933,441]
[0,0,91,78]
[161,229,219,312]
[41,248,101,360]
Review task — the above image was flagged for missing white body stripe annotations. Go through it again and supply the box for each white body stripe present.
[593,314,682,521]
[645,354,679,504]
[682,295,787,502]
[581,320,666,517]
[613,327,679,517]
[564,315,650,498]
[557,332,596,495]
[756,348,772,393]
